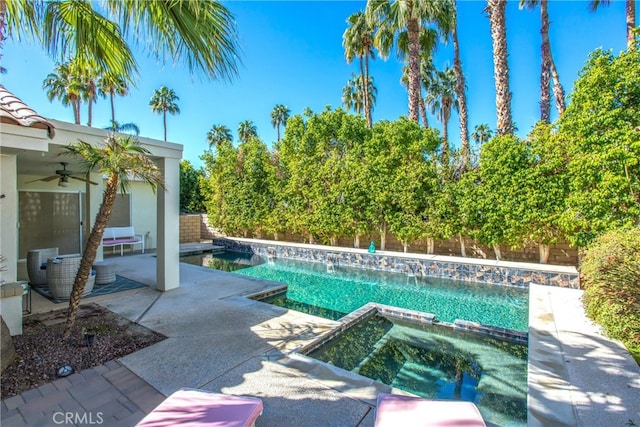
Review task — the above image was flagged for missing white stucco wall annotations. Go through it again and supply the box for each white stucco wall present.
[0,155,18,283]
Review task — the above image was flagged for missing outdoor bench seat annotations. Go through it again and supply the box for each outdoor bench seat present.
[102,226,144,256]
[374,393,486,427]
[136,388,263,427]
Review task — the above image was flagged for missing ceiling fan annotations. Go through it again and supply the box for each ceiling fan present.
[25,162,98,187]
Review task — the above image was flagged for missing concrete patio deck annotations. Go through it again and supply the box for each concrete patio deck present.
[2,248,639,426]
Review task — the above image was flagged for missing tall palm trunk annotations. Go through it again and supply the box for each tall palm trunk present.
[549,56,566,115]
[539,0,552,123]
[364,56,373,128]
[541,0,566,117]
[627,0,636,50]
[64,175,119,338]
[487,0,513,135]
[407,18,421,122]
[110,91,116,124]
[442,114,449,155]
[452,9,470,167]
[419,91,429,128]
[163,110,167,141]
[87,97,93,127]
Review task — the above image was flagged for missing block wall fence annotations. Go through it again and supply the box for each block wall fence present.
[180,213,579,267]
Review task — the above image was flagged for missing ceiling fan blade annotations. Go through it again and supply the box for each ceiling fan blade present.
[70,176,98,185]
[25,175,58,183]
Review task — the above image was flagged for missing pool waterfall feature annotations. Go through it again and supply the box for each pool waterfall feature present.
[212,237,579,289]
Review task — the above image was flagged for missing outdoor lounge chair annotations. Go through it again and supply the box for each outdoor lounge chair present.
[136,388,264,427]
[26,247,58,286]
[374,393,486,427]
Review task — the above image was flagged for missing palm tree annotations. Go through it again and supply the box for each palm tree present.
[104,120,140,135]
[366,0,453,123]
[238,120,257,144]
[4,1,240,83]
[342,73,377,117]
[486,0,513,135]
[98,71,129,125]
[63,135,164,338]
[471,123,493,145]
[398,27,439,129]
[425,67,458,155]
[207,124,233,148]
[270,104,290,142]
[520,0,565,122]
[42,61,83,124]
[589,0,636,50]
[343,11,376,128]
[77,62,99,127]
[149,86,180,142]
[451,0,470,168]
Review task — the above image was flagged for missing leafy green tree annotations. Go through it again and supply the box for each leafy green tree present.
[270,104,290,142]
[558,46,640,247]
[63,135,164,338]
[364,118,439,250]
[180,160,206,213]
[203,140,239,235]
[150,86,180,142]
[474,134,528,259]
[278,108,370,245]
[232,138,274,236]
[518,123,569,263]
[206,124,233,148]
[238,120,257,144]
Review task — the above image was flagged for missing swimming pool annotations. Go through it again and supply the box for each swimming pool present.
[305,313,528,426]
[184,251,529,331]
[181,251,265,272]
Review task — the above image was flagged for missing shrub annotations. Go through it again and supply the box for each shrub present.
[580,227,640,362]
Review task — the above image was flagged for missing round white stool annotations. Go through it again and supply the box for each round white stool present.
[93,261,116,285]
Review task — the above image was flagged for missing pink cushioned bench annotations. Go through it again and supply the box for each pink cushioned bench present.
[136,388,263,427]
[102,226,144,256]
[375,393,486,427]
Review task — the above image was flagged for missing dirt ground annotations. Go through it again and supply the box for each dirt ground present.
[1,303,165,399]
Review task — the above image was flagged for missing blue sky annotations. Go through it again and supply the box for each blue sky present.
[1,1,631,169]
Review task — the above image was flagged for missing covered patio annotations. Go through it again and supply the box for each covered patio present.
[0,84,181,292]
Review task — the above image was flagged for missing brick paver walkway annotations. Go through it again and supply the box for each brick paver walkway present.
[1,361,165,427]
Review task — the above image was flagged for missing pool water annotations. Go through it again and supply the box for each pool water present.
[235,258,528,331]
[308,314,528,426]
[181,251,265,272]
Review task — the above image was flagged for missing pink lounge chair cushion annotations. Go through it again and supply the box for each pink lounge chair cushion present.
[136,388,263,427]
[375,393,486,427]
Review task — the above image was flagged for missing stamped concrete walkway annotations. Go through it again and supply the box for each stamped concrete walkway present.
[2,249,639,426]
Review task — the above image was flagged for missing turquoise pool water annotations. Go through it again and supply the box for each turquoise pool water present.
[308,314,528,426]
[235,258,528,331]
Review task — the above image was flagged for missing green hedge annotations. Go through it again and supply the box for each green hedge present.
[580,227,640,363]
